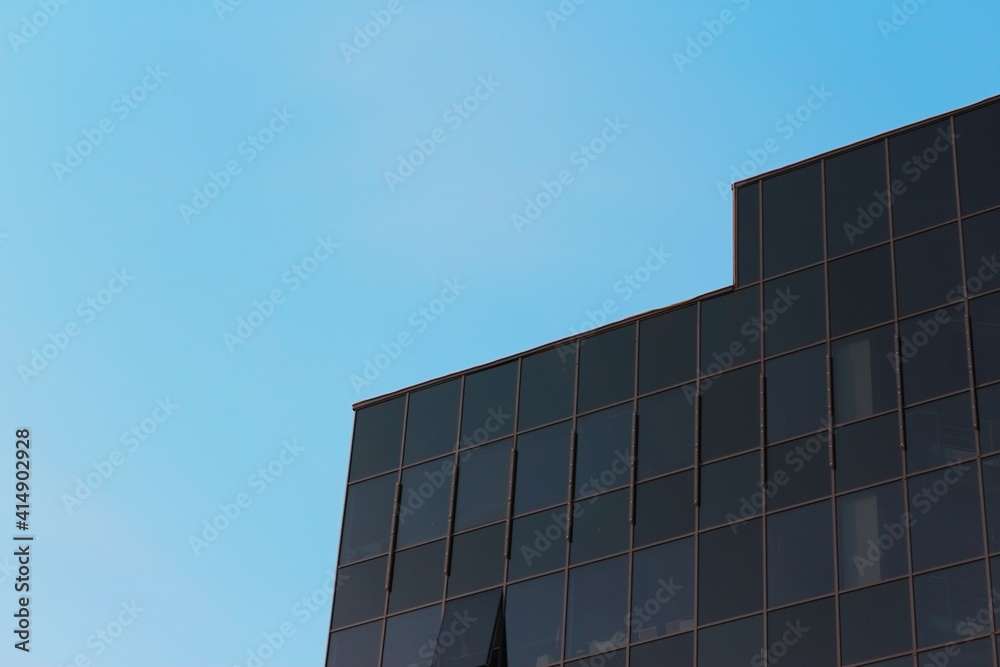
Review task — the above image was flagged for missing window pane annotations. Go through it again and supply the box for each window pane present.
[631,538,694,641]
[454,440,511,531]
[700,451,760,529]
[340,472,397,564]
[766,598,837,667]
[697,615,762,667]
[639,305,697,394]
[578,324,635,413]
[837,482,908,589]
[575,404,632,499]
[519,345,576,430]
[766,345,828,443]
[398,457,453,549]
[698,520,762,623]
[766,432,831,510]
[350,396,404,481]
[826,140,890,256]
[982,455,1000,552]
[971,290,1000,384]
[389,541,445,613]
[635,471,694,547]
[839,580,913,665]
[404,380,460,464]
[763,162,823,277]
[701,364,760,461]
[767,501,834,606]
[433,589,502,667]
[979,384,1000,453]
[700,286,760,374]
[895,223,963,316]
[828,245,895,337]
[506,573,564,667]
[763,265,826,355]
[889,119,958,236]
[909,463,984,571]
[508,508,567,581]
[382,605,441,667]
[630,633,693,667]
[905,393,976,472]
[460,362,516,447]
[832,324,898,424]
[332,557,387,628]
[570,489,630,564]
[447,524,505,597]
[327,620,382,667]
[738,183,760,284]
[566,556,628,660]
[514,421,571,515]
[834,414,902,492]
[915,561,989,648]
[957,100,1000,215]
[963,210,1000,301]
[637,386,694,480]
[920,638,993,667]
[900,312,969,405]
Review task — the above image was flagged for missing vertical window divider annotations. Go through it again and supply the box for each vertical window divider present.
[506,448,517,560]
[386,481,402,592]
[568,429,577,542]
[444,465,460,576]
[630,411,638,524]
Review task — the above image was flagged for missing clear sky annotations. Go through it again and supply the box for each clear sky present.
[0,1,997,665]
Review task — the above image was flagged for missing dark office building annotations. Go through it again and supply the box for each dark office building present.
[326,95,1000,666]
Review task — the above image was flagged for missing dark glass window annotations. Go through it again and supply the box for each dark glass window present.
[570,489,630,564]
[981,456,1000,552]
[340,472,397,564]
[766,345,827,443]
[697,615,762,667]
[578,324,635,413]
[505,573,564,667]
[766,432,831,510]
[979,384,1000,453]
[397,457,453,549]
[635,471,694,546]
[513,421,571,515]
[508,508,567,581]
[327,620,382,667]
[389,541,445,613]
[909,463,984,571]
[963,209,1000,301]
[332,557,388,628]
[519,345,576,431]
[699,451,760,529]
[971,289,1000,384]
[350,396,404,481]
[839,580,912,665]
[920,638,993,667]
[382,604,441,667]
[404,380,460,464]
[575,404,632,499]
[863,660,912,667]
[957,100,1000,215]
[826,140,890,256]
[915,560,989,648]
[832,324,898,424]
[837,482,908,589]
[700,364,760,461]
[767,501,834,606]
[638,305,697,394]
[700,286,760,374]
[828,244,895,337]
[631,538,695,641]
[698,520,762,623]
[447,524,505,597]
[565,556,628,660]
[894,223,963,316]
[460,362,516,447]
[763,265,826,355]
[904,393,976,472]
[433,590,502,667]
[834,414,902,492]
[637,386,694,480]
[737,183,760,285]
[767,597,837,667]
[889,119,958,236]
[900,312,969,405]
[762,162,823,278]
[454,439,511,531]
[629,633,693,667]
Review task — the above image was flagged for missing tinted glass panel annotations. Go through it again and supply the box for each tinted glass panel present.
[895,223,963,315]
[514,421,571,515]
[570,489,630,564]
[327,620,382,667]
[838,482,908,589]
[433,590,501,667]
[834,414,902,492]
[635,471,694,546]
[767,501,834,606]
[762,162,823,277]
[630,633,693,667]
[766,433,831,510]
[766,345,827,443]
[909,463,984,571]
[698,520,762,623]
[982,456,1000,552]
[920,638,993,667]
[404,380,460,464]
[700,286,760,374]
[763,265,825,355]
[889,119,958,236]
[565,556,628,660]
[578,324,635,413]
[350,396,404,480]
[332,557,388,628]
[454,440,511,531]
[700,451,759,529]
[767,598,837,667]
[340,472,397,564]
[447,524,505,597]
[519,345,576,430]
[505,573,564,667]
[957,100,1000,215]
[832,324,898,424]
[700,364,760,461]
[697,615,762,667]
[979,384,1000,453]
[508,508,567,581]
[737,183,760,285]
[900,312,969,405]
[971,290,1000,384]
[963,210,1000,303]
[460,362,516,447]
[389,541,445,613]
[637,386,694,480]
[631,538,694,641]
[839,579,912,665]
[638,305,697,394]
[826,140,890,256]
[575,404,632,499]
[397,458,453,548]
[828,244,895,337]
[915,560,989,648]
[905,393,976,472]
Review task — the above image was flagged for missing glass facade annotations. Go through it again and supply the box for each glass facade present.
[329,96,1000,666]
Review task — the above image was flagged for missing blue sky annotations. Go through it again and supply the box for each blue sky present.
[0,1,996,665]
